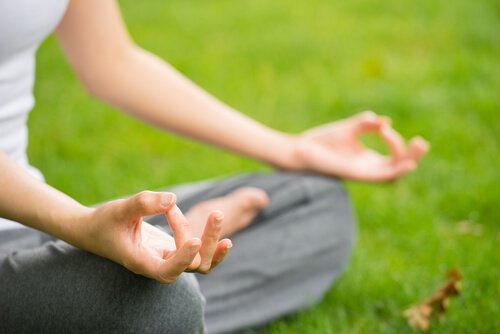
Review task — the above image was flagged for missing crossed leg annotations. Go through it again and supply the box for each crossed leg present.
[149,172,356,334]
[0,172,355,333]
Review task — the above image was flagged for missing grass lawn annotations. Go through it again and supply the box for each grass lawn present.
[30,0,499,332]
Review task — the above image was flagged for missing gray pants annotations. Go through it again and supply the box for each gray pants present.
[0,172,355,333]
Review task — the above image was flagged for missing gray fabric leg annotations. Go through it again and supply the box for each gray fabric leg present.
[0,172,354,333]
[146,172,356,334]
[0,230,205,333]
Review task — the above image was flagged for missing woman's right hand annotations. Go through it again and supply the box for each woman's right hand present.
[81,191,232,284]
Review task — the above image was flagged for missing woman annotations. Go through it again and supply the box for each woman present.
[0,0,429,333]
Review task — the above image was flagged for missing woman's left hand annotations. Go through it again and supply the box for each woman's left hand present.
[292,111,430,182]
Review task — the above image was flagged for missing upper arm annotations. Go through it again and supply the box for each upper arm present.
[55,0,136,92]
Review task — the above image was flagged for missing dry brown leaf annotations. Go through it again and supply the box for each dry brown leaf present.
[403,268,463,331]
[403,304,433,331]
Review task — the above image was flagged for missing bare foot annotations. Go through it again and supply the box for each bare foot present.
[185,187,269,238]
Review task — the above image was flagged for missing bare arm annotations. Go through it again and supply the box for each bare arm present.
[55,0,428,181]
[0,151,91,244]
[55,0,298,170]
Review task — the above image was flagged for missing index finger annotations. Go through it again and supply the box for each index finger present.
[165,205,194,249]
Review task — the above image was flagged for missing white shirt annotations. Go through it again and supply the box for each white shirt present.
[0,0,69,230]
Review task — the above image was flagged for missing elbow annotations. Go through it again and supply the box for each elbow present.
[77,68,112,100]
[80,77,101,99]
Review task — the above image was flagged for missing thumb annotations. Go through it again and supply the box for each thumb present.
[124,191,176,220]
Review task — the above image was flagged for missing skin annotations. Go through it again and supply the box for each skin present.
[185,187,270,239]
[0,0,429,284]
[0,152,231,283]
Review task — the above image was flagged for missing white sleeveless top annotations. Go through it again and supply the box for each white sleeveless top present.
[0,0,69,230]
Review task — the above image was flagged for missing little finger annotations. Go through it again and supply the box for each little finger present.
[208,239,233,273]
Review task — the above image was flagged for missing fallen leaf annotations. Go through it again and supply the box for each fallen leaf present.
[403,268,463,331]
[403,304,432,331]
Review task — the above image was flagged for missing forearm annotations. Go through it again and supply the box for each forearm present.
[55,0,300,169]
[88,47,300,169]
[0,151,93,247]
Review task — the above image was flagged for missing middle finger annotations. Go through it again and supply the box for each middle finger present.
[198,211,224,273]
[165,205,194,249]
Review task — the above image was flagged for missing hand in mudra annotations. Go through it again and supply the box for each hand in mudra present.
[85,191,232,284]
[294,111,429,182]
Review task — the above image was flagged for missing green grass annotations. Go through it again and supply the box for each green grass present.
[30,0,499,332]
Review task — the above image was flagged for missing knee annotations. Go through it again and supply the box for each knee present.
[289,174,356,299]
[293,173,356,266]
[120,273,206,333]
[1,243,206,333]
[266,172,350,206]
[297,173,349,204]
[262,172,356,249]
[68,249,206,333]
[301,173,352,218]
[67,248,206,333]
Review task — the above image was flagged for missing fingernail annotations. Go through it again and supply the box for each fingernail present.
[190,242,201,254]
[172,205,182,215]
[363,110,376,119]
[214,216,224,228]
[161,193,174,208]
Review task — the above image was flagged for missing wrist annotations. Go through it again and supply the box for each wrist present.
[263,132,305,172]
[70,206,98,251]
[44,204,96,250]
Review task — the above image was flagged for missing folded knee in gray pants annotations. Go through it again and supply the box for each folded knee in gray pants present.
[0,172,355,333]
